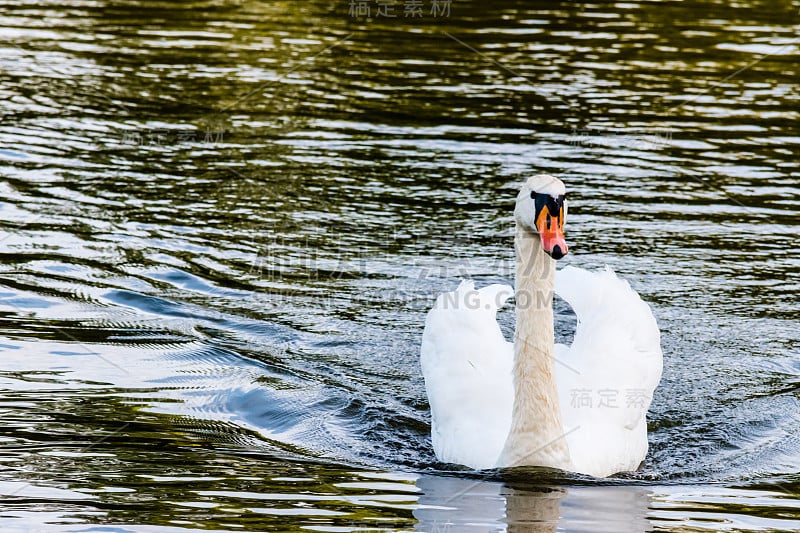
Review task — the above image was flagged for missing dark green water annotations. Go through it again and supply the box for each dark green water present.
[0,0,799,530]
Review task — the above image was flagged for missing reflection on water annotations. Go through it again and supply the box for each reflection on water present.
[416,475,653,532]
[0,0,799,530]
[416,474,800,532]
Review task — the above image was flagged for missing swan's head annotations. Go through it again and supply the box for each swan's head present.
[515,174,568,260]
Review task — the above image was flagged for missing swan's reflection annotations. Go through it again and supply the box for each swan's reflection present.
[504,484,563,533]
[414,474,652,532]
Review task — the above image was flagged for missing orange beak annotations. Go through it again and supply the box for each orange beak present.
[535,206,568,259]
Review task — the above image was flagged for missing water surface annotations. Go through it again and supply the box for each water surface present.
[0,0,798,530]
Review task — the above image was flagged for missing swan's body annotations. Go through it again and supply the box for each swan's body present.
[420,175,662,478]
[420,281,515,470]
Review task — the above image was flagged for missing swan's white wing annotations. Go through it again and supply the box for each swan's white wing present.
[555,266,663,477]
[420,281,514,469]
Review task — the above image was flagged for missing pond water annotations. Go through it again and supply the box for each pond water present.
[0,0,798,530]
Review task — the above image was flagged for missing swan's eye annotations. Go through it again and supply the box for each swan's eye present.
[532,193,566,221]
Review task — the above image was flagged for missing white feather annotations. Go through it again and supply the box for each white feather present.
[420,281,514,469]
[420,267,663,476]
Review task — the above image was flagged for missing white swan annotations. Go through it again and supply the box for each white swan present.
[420,175,662,478]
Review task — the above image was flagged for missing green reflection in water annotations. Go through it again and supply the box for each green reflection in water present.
[0,0,798,531]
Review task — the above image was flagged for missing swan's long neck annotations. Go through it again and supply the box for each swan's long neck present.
[498,224,571,469]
